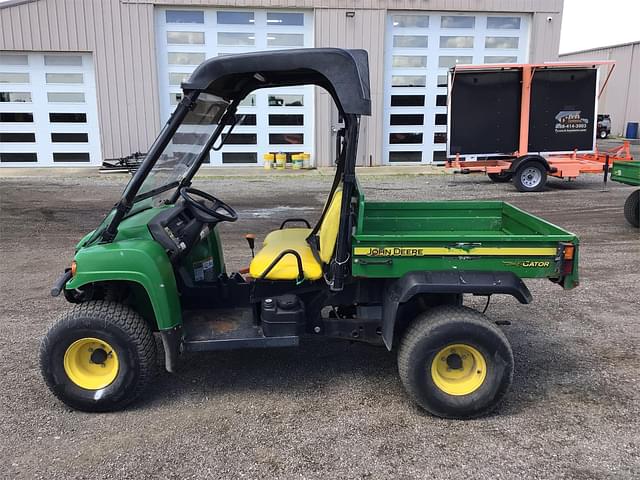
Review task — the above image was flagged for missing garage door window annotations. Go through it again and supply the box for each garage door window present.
[166,10,204,24]
[0,55,28,65]
[47,92,85,103]
[44,55,83,66]
[484,56,517,64]
[0,73,29,83]
[49,112,87,123]
[393,36,428,48]
[0,152,37,162]
[0,112,33,122]
[392,15,429,28]
[217,11,254,24]
[0,132,35,142]
[267,12,304,26]
[441,16,475,28]
[487,17,521,29]
[0,92,31,102]
[439,36,474,48]
[485,37,519,49]
[168,52,206,65]
[167,31,205,44]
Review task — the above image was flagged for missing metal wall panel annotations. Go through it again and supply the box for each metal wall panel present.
[314,8,385,167]
[561,42,640,136]
[0,0,160,158]
[529,11,563,62]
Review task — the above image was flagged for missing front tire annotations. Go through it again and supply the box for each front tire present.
[514,161,547,192]
[397,305,514,419]
[40,301,156,412]
[599,129,608,139]
[624,189,639,227]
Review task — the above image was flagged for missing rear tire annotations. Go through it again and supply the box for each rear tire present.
[397,305,513,419]
[623,189,639,228]
[599,129,608,139]
[514,161,547,192]
[40,301,156,412]
[488,172,513,183]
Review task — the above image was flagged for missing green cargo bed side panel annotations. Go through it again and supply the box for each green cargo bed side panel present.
[611,161,640,186]
[66,239,181,330]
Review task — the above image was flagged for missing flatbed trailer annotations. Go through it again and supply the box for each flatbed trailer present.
[447,141,634,186]
[446,61,634,192]
[611,161,640,227]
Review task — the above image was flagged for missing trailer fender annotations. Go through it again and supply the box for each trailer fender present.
[381,271,532,350]
[506,155,554,174]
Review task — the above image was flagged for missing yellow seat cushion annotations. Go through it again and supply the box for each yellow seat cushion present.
[249,228,322,280]
[263,227,311,245]
[249,188,343,281]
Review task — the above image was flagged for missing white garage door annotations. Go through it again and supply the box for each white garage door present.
[155,8,314,167]
[383,12,530,164]
[0,52,101,166]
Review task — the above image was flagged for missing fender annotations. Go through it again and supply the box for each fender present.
[381,271,532,350]
[505,155,555,174]
[65,239,181,330]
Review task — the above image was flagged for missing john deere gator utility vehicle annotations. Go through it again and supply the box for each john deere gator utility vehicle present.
[42,49,580,419]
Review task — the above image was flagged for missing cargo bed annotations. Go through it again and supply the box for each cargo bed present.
[352,194,579,288]
[611,161,640,187]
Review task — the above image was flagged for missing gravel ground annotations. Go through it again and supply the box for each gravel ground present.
[1,146,639,479]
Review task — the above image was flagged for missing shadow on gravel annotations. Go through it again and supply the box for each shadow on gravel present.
[128,323,606,417]
[136,337,399,410]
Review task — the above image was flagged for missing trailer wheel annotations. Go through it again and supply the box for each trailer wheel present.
[488,172,513,183]
[514,161,547,192]
[397,305,513,419]
[40,301,156,412]
[624,190,639,228]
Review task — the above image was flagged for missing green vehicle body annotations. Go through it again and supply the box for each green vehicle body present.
[611,161,640,187]
[66,186,579,333]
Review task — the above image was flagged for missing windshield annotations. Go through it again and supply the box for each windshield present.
[79,93,229,247]
[135,93,230,205]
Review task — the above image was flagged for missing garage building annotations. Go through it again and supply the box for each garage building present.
[0,0,564,168]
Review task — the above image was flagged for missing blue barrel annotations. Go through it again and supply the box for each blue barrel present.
[626,122,639,139]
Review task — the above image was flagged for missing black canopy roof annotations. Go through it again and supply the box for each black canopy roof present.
[182,48,371,115]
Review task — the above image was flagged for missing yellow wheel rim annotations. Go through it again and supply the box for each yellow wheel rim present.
[63,337,119,390]
[431,343,487,396]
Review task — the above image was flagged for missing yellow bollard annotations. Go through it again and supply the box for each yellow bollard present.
[275,153,286,170]
[263,153,274,170]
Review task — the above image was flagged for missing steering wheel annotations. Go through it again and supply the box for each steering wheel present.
[179,187,238,223]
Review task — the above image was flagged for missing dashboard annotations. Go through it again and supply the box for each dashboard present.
[147,203,211,260]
